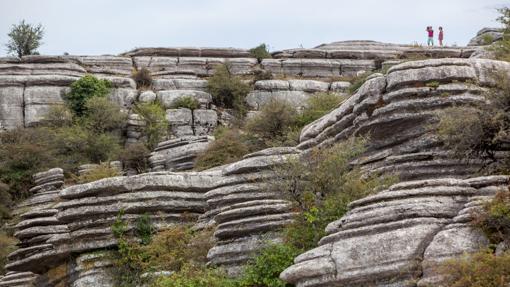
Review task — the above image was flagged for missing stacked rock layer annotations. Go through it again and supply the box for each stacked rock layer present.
[298,58,510,180]
[280,176,509,287]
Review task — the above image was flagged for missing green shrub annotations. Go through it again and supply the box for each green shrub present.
[472,189,510,244]
[133,101,168,150]
[240,243,300,287]
[436,73,510,171]
[171,96,200,110]
[0,182,12,225]
[491,7,510,62]
[119,143,150,174]
[483,34,495,45]
[0,231,17,275]
[132,67,153,89]
[245,99,300,148]
[207,64,251,116]
[433,249,510,287]
[135,214,154,245]
[81,97,126,134]
[77,163,121,183]
[111,213,215,287]
[272,137,396,249]
[65,75,112,116]
[253,69,273,82]
[195,128,250,170]
[296,93,343,127]
[43,105,73,128]
[348,72,373,94]
[0,127,57,200]
[249,43,272,62]
[154,264,239,287]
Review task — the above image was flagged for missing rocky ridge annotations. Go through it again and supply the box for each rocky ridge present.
[1,30,509,286]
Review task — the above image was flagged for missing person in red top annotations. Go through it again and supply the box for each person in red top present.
[426,26,434,46]
[438,27,444,46]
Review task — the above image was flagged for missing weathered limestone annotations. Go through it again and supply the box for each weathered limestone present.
[205,148,300,275]
[468,27,504,46]
[298,58,510,180]
[149,136,214,171]
[280,176,509,287]
[247,79,344,110]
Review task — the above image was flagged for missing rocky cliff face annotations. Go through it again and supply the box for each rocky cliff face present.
[0,35,508,286]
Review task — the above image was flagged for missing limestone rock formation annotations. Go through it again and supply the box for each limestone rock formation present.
[149,136,214,171]
[2,36,510,287]
[280,176,508,287]
[204,147,300,275]
[468,27,505,46]
[247,79,347,110]
[298,58,510,180]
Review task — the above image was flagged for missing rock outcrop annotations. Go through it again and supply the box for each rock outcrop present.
[468,27,505,46]
[280,176,508,287]
[298,58,510,180]
[204,147,300,275]
[149,136,214,171]
[1,37,509,287]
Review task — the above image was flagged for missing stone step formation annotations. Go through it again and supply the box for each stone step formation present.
[1,28,509,286]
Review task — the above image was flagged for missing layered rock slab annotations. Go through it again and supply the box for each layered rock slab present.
[280,176,509,287]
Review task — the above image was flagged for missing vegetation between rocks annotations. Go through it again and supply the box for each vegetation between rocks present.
[195,93,343,170]
[207,63,251,117]
[436,72,510,173]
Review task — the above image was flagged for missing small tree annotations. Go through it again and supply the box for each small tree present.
[5,20,44,58]
[65,75,112,116]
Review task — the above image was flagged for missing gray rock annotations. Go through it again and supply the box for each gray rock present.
[138,90,156,103]
[193,109,218,135]
[157,90,212,108]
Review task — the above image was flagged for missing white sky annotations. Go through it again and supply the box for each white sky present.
[0,0,507,56]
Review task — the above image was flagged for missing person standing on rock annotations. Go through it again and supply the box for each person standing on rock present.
[438,27,444,46]
[426,26,434,46]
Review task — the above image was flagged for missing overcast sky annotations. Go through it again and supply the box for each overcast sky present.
[0,0,507,56]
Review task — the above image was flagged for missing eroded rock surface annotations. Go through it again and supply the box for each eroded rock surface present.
[281,176,509,287]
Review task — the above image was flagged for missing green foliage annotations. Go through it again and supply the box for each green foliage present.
[81,97,126,134]
[207,64,251,116]
[425,81,440,89]
[133,101,169,150]
[43,105,74,128]
[240,243,300,287]
[171,96,200,110]
[249,43,272,62]
[5,20,44,58]
[0,182,12,225]
[491,7,510,62]
[296,93,343,127]
[135,214,154,245]
[195,128,250,171]
[77,163,121,184]
[253,69,273,82]
[472,189,510,244]
[348,72,372,94]
[433,249,510,287]
[154,264,239,287]
[436,73,510,171]
[0,231,17,275]
[111,213,215,287]
[273,137,396,249]
[0,127,57,200]
[132,68,153,89]
[245,99,300,148]
[483,34,495,45]
[66,75,112,116]
[119,143,150,174]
